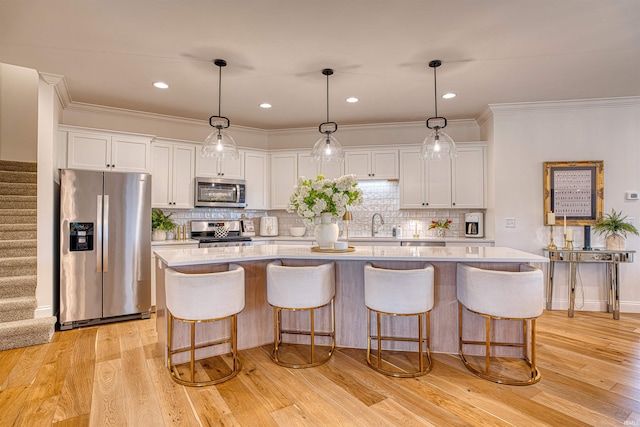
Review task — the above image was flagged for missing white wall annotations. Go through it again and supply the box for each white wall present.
[63,103,269,150]
[35,73,64,318]
[0,64,38,161]
[488,97,640,313]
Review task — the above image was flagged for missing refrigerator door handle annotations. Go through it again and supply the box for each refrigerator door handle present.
[103,195,109,272]
[96,195,103,272]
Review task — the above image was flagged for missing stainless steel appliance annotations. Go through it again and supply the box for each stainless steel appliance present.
[194,177,246,208]
[191,220,253,248]
[260,216,279,236]
[59,169,151,330]
[465,212,484,238]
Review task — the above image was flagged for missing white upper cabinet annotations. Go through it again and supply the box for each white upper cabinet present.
[344,149,398,180]
[399,148,451,208]
[297,152,345,180]
[195,150,244,179]
[270,152,298,209]
[64,127,152,173]
[151,140,195,209]
[244,150,269,210]
[452,146,486,208]
[399,144,485,209]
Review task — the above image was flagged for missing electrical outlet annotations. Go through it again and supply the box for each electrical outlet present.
[505,218,516,228]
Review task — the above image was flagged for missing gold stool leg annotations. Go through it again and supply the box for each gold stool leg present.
[485,316,491,375]
[310,308,315,364]
[418,313,424,372]
[190,322,196,384]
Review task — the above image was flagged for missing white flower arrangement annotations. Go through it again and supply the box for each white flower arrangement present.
[287,174,363,224]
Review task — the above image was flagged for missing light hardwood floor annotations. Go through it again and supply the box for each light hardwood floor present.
[1,310,639,426]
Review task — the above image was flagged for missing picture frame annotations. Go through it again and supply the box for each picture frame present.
[543,160,604,226]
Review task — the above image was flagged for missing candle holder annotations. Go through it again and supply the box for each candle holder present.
[547,225,557,250]
[563,233,574,250]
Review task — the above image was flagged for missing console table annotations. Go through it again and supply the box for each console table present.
[545,249,635,319]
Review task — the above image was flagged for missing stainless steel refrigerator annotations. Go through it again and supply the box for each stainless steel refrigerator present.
[59,169,152,330]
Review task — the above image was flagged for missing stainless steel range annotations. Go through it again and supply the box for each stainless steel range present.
[191,220,253,248]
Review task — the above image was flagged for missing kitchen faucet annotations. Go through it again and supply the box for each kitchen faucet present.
[371,213,384,237]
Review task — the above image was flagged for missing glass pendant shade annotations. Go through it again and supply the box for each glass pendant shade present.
[423,59,456,161]
[311,134,344,162]
[201,59,239,160]
[421,128,457,160]
[312,68,344,162]
[201,127,239,160]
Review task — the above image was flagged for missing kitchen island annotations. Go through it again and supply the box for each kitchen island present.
[154,244,548,362]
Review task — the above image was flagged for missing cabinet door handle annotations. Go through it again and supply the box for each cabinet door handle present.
[106,164,110,168]
[452,202,456,206]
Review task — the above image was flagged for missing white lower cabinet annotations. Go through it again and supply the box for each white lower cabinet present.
[151,140,195,209]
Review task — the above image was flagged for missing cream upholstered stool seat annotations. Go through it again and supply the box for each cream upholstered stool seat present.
[457,263,543,385]
[364,262,435,377]
[165,264,245,386]
[266,260,336,368]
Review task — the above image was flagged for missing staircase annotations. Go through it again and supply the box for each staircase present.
[0,160,56,351]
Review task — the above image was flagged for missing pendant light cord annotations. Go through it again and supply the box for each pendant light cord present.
[326,71,330,123]
[217,64,222,117]
[433,64,438,118]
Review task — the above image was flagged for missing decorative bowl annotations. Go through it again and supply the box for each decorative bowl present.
[290,226,306,237]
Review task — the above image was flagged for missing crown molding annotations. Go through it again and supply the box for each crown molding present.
[488,96,640,116]
[267,118,478,135]
[64,101,266,136]
[39,72,72,108]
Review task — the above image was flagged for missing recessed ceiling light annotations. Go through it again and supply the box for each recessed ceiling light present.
[153,81,169,89]
[259,103,272,109]
[442,92,456,99]
[346,97,359,103]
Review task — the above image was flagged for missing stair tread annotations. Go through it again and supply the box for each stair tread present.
[0,160,37,173]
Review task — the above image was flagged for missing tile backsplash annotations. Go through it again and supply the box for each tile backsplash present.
[163,180,482,238]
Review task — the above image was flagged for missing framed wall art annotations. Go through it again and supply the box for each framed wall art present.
[543,160,604,226]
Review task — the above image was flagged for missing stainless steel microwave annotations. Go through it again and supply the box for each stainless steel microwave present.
[194,177,246,208]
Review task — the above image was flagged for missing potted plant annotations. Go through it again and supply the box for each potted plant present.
[593,208,638,250]
[152,209,178,241]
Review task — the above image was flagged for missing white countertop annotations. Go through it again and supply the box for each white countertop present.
[252,236,495,243]
[151,239,199,246]
[154,244,547,267]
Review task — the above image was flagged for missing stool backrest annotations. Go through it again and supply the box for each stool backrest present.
[267,261,335,309]
[456,263,543,319]
[165,264,245,320]
[364,263,435,314]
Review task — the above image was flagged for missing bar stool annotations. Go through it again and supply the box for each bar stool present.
[266,260,336,368]
[364,262,435,377]
[457,263,543,385]
[165,264,245,386]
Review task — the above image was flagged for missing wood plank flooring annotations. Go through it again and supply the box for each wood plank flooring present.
[1,310,639,426]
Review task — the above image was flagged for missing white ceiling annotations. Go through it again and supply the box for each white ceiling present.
[1,0,639,130]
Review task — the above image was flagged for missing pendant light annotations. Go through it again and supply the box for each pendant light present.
[201,59,240,160]
[421,60,457,160]
[311,68,344,162]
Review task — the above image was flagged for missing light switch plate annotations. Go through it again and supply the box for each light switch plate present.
[505,218,516,228]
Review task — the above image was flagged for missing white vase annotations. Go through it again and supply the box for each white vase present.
[435,228,446,238]
[314,213,339,249]
[152,229,167,241]
[606,234,626,250]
